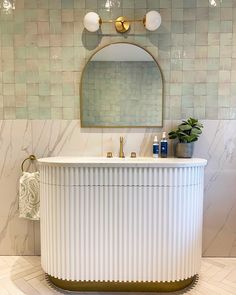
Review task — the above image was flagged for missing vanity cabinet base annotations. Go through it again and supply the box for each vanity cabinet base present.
[47,274,196,293]
[39,160,207,290]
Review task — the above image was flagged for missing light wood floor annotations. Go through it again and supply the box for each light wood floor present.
[0,256,235,294]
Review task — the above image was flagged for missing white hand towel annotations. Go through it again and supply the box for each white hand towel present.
[19,171,40,220]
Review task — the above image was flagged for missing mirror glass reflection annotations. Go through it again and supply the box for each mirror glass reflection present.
[81,43,163,127]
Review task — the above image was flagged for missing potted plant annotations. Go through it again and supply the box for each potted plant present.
[168,117,203,158]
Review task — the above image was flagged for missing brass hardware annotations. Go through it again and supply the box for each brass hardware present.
[143,15,146,27]
[130,152,137,158]
[80,42,164,128]
[119,136,125,158]
[84,11,160,34]
[99,16,143,33]
[21,155,37,172]
[114,16,130,33]
[47,273,196,292]
[106,152,113,158]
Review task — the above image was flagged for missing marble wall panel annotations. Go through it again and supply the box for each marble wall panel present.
[0,120,37,255]
[195,120,236,257]
[0,119,236,256]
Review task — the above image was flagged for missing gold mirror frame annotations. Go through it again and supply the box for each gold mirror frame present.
[80,42,164,128]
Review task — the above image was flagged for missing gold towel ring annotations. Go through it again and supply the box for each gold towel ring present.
[21,155,37,172]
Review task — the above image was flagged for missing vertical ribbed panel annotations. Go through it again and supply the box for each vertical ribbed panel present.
[40,165,205,283]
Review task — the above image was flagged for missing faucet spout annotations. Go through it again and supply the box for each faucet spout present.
[119,136,125,158]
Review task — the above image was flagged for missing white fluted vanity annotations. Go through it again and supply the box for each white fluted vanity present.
[38,157,207,292]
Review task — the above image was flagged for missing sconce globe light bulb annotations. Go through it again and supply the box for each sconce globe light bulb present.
[84,12,101,32]
[145,10,161,31]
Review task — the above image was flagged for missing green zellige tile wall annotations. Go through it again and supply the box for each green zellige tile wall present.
[0,0,236,120]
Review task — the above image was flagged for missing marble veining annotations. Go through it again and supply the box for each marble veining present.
[0,119,235,256]
[194,121,236,256]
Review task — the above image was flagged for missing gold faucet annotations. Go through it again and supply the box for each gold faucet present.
[119,136,125,158]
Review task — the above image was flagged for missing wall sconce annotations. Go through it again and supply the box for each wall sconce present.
[83,10,161,33]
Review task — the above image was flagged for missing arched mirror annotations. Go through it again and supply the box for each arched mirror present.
[80,43,164,128]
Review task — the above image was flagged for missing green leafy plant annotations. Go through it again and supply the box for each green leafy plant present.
[168,117,203,143]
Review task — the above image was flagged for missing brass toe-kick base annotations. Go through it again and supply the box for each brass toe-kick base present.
[47,274,196,293]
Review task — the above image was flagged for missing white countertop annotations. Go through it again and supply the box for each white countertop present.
[38,157,207,168]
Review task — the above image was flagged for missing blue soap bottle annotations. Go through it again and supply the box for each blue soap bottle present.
[160,132,168,158]
[153,136,159,158]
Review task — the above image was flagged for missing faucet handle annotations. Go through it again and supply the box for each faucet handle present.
[130,152,137,158]
[106,152,113,158]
